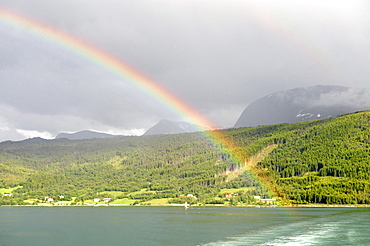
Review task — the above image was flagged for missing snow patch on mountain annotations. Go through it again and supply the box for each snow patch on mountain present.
[234,85,370,128]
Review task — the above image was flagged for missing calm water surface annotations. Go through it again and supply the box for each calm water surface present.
[1,206,369,245]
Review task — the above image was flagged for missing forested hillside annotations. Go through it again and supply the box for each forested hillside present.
[1,111,369,205]
[257,111,370,204]
[0,132,269,205]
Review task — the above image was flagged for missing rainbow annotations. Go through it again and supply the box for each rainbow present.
[0,8,214,130]
[0,9,238,153]
[0,8,265,193]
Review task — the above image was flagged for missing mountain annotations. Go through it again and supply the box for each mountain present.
[235,85,370,128]
[144,119,203,135]
[55,130,117,140]
[21,137,49,143]
[1,111,369,205]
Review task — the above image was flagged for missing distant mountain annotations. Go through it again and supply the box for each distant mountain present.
[2,110,370,205]
[55,130,117,140]
[235,85,370,128]
[21,137,49,143]
[144,119,203,136]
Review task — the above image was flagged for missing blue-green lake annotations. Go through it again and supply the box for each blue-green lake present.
[1,206,369,245]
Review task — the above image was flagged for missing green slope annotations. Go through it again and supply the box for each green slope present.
[257,111,370,204]
[0,111,369,205]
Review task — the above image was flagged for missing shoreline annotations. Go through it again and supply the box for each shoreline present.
[2,203,370,208]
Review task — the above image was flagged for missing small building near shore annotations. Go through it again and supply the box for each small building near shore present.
[187,194,197,199]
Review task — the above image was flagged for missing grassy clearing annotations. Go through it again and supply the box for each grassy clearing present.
[23,199,38,204]
[99,191,125,197]
[0,188,12,194]
[141,198,169,205]
[129,189,155,195]
[108,156,125,168]
[0,186,22,194]
[110,198,136,205]
[220,187,252,194]
[84,199,99,204]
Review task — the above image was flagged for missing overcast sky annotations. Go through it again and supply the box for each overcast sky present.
[0,0,369,141]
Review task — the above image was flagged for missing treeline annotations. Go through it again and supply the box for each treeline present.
[0,111,369,205]
[258,111,370,204]
[0,129,270,203]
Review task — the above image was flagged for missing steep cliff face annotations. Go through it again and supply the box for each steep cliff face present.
[235,85,370,128]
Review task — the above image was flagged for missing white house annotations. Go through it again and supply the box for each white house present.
[187,194,197,199]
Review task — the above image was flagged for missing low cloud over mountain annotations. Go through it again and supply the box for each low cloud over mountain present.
[235,85,370,128]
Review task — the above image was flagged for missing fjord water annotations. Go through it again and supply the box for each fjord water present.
[1,207,369,246]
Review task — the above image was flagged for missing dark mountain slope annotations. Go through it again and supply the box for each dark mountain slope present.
[144,119,203,135]
[55,130,117,140]
[235,85,370,127]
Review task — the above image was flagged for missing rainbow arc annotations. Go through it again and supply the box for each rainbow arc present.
[0,8,266,193]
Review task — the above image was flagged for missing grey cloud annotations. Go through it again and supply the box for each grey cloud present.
[312,88,370,109]
[0,0,369,141]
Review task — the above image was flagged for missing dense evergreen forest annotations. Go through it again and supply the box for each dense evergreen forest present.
[1,111,369,205]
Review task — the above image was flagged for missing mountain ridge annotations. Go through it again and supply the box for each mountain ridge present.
[144,119,205,135]
[235,85,370,128]
[55,130,118,140]
[0,110,369,205]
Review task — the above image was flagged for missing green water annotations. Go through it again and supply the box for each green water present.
[1,206,369,245]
